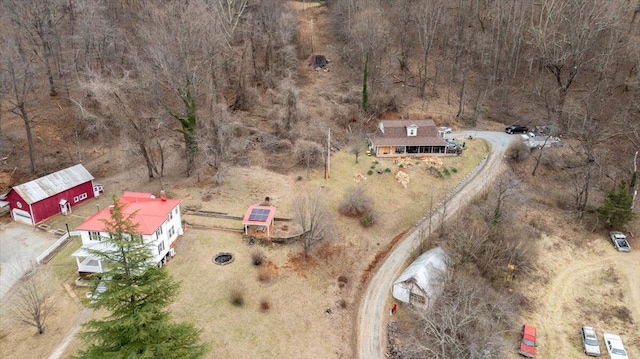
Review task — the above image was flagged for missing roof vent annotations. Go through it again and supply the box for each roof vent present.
[160,190,167,201]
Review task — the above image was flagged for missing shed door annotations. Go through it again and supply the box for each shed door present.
[12,208,33,225]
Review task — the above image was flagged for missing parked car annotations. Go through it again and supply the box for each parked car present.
[506,125,529,134]
[518,324,536,358]
[609,231,631,252]
[581,326,601,356]
[603,333,629,359]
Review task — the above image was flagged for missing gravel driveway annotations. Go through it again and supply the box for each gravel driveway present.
[0,219,59,300]
[357,131,515,359]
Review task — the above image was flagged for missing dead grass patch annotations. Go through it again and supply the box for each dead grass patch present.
[257,267,275,283]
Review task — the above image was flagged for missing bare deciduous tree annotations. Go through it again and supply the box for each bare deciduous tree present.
[8,264,57,335]
[140,1,220,177]
[295,140,324,179]
[403,271,515,359]
[529,0,622,122]
[292,191,332,257]
[415,0,444,98]
[4,0,65,97]
[72,0,126,77]
[1,39,38,173]
[348,127,367,163]
[74,75,169,180]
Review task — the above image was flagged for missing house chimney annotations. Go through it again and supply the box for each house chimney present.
[160,190,167,201]
[109,205,115,213]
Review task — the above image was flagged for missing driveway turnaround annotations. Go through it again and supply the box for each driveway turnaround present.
[0,220,58,299]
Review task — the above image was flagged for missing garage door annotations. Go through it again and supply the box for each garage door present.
[12,208,33,225]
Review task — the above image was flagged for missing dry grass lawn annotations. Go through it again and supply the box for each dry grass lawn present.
[0,141,488,359]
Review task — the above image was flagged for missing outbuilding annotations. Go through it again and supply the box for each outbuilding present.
[242,205,276,237]
[7,164,103,225]
[392,246,447,309]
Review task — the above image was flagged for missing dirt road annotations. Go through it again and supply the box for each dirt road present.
[357,131,515,359]
[534,236,640,358]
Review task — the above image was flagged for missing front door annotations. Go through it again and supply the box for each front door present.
[59,199,71,215]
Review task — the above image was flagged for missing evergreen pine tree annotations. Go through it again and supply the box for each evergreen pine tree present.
[597,180,634,229]
[75,197,208,359]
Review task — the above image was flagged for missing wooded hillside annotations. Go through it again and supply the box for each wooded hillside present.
[1,0,638,207]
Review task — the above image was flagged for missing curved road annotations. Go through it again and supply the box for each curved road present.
[357,131,516,359]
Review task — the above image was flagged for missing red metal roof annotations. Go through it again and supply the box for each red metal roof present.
[77,192,180,235]
[242,205,276,226]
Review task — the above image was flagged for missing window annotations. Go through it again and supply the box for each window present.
[89,231,101,241]
[168,211,173,221]
[73,193,88,203]
[410,292,426,304]
[168,226,175,238]
[158,241,165,255]
[156,226,163,239]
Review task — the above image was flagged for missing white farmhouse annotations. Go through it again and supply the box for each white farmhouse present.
[72,191,183,276]
[392,246,447,309]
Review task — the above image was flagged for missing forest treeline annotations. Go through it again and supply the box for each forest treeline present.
[0,0,638,195]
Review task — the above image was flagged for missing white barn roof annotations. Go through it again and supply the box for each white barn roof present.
[394,247,447,298]
[12,164,94,204]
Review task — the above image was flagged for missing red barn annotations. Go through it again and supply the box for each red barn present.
[7,164,103,225]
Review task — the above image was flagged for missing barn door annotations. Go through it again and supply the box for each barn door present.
[12,208,33,225]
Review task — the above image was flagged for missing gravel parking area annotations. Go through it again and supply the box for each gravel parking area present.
[0,218,59,299]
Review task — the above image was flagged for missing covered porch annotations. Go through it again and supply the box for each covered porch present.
[71,242,113,274]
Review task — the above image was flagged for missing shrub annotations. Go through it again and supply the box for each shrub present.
[339,299,347,308]
[370,164,376,169]
[295,140,324,167]
[506,141,530,163]
[384,168,391,173]
[262,136,293,153]
[231,289,244,307]
[360,209,377,227]
[337,275,348,288]
[296,175,303,181]
[260,298,271,312]
[451,167,458,173]
[443,168,451,176]
[367,170,373,175]
[339,186,374,217]
[251,250,266,266]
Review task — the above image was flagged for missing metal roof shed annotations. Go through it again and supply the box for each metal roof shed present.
[392,246,447,308]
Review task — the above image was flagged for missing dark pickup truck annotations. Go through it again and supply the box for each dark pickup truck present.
[506,125,528,134]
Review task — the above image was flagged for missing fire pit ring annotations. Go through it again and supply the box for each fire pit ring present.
[213,252,234,265]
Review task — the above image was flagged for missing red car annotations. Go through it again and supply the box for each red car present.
[518,324,536,357]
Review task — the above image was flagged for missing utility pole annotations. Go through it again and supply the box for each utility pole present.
[326,128,331,179]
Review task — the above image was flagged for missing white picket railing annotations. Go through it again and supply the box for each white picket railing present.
[36,231,81,264]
